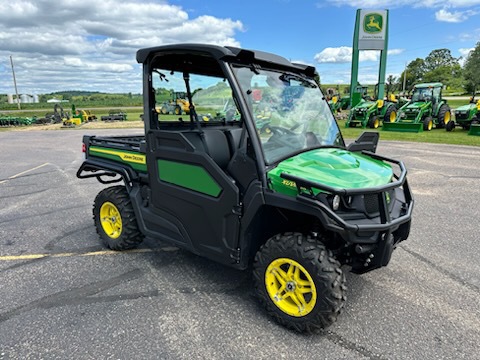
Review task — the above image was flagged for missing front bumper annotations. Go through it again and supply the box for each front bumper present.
[280,151,413,273]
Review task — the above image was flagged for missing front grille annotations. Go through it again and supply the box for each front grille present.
[364,194,379,214]
[363,190,396,215]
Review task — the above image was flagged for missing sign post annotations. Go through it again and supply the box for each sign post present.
[349,9,389,108]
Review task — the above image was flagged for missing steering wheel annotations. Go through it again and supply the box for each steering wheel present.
[267,125,304,149]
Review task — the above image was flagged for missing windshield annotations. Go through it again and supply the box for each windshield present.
[233,66,343,164]
[411,87,434,102]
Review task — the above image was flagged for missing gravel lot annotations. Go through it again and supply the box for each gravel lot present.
[1,129,479,360]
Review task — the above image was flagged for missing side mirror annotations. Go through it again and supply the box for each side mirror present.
[347,131,379,153]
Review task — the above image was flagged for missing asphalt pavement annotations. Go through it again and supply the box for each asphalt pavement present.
[0,129,479,360]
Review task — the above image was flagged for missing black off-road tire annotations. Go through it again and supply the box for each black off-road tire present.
[253,233,346,333]
[368,115,380,129]
[423,116,433,131]
[174,106,182,115]
[437,104,451,128]
[383,105,397,124]
[446,120,455,132]
[93,185,144,250]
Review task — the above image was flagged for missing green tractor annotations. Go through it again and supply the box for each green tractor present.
[346,86,397,129]
[327,94,350,114]
[383,83,453,133]
[454,96,480,135]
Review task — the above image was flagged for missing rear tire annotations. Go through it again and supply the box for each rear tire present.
[93,186,144,250]
[437,104,451,128]
[253,233,346,333]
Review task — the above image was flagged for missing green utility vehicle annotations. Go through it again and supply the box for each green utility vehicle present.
[454,96,480,135]
[383,83,453,132]
[77,44,413,333]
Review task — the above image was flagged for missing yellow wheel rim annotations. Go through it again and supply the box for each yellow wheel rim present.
[444,111,451,124]
[100,202,122,239]
[389,111,396,122]
[374,118,380,128]
[265,258,317,317]
[428,120,433,131]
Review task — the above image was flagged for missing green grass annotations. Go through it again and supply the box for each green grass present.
[338,119,480,146]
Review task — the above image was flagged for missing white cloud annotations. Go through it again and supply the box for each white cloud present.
[459,47,475,57]
[314,47,404,64]
[458,47,475,65]
[435,8,478,22]
[0,0,244,93]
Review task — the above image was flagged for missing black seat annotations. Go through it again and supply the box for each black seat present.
[203,130,231,169]
[182,130,231,169]
[224,128,243,155]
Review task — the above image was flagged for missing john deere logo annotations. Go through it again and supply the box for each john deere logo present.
[364,13,383,33]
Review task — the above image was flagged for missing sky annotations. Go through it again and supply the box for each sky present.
[0,0,479,95]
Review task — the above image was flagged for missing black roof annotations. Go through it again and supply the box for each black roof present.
[136,43,315,77]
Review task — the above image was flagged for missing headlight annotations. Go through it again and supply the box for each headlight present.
[332,195,340,211]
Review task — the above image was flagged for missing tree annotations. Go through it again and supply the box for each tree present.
[398,58,425,91]
[424,48,458,72]
[463,42,480,95]
[423,64,463,88]
[421,49,461,89]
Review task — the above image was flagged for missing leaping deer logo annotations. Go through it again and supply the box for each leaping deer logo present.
[364,13,383,33]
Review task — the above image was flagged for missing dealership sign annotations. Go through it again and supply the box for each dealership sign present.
[358,10,387,50]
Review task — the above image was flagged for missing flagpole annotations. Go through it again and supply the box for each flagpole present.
[10,55,21,110]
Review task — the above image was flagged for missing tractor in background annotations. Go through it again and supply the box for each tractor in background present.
[346,85,397,129]
[454,96,480,135]
[328,94,350,114]
[383,83,453,132]
[160,91,191,115]
[63,105,97,127]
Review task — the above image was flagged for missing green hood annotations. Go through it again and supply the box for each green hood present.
[268,148,392,196]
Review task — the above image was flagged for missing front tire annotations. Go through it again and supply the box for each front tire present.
[384,105,397,124]
[423,116,433,131]
[368,115,380,129]
[253,233,346,333]
[446,120,455,132]
[93,186,144,250]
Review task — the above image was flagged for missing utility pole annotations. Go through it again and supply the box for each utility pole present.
[402,62,407,95]
[10,55,21,110]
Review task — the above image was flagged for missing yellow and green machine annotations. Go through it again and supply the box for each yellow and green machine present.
[454,96,480,135]
[383,83,453,132]
[77,41,413,334]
